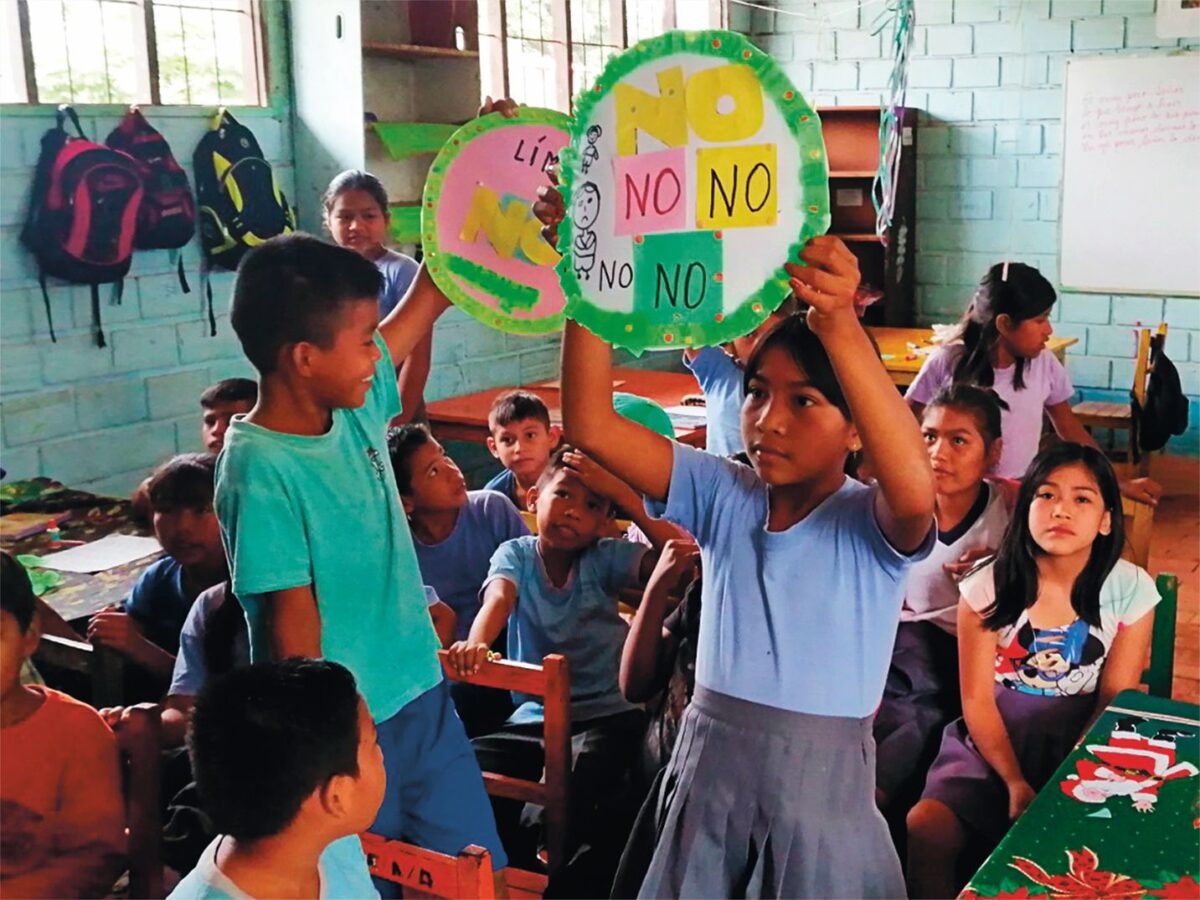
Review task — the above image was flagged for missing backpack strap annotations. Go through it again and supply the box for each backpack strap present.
[173,250,191,294]
[205,278,217,337]
[90,284,107,348]
[55,104,87,139]
[38,270,58,343]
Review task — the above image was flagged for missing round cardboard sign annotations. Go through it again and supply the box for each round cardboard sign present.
[557,30,830,353]
[422,108,571,335]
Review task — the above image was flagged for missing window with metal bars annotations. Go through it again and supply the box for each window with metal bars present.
[1,0,266,106]
[478,0,725,113]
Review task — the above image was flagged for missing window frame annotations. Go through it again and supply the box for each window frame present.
[479,0,726,114]
[2,0,281,117]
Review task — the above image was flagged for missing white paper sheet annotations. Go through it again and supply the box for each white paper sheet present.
[663,405,708,429]
[34,534,162,574]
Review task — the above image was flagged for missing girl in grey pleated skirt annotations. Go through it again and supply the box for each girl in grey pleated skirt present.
[636,686,906,899]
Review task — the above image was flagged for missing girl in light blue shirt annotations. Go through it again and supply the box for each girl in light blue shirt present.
[560,236,936,898]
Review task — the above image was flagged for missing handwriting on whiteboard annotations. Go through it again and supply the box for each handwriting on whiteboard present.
[1078,83,1200,155]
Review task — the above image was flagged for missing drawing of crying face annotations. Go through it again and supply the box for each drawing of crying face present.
[573,183,600,229]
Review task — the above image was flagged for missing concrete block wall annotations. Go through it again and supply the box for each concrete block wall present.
[737,0,1199,454]
[0,0,567,494]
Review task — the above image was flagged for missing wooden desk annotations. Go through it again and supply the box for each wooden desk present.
[1,498,160,624]
[963,689,1199,898]
[426,367,707,447]
[867,327,1079,388]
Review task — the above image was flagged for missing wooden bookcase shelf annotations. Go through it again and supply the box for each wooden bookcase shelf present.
[817,105,917,326]
[362,41,479,61]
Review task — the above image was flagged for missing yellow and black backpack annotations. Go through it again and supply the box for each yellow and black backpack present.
[193,109,294,330]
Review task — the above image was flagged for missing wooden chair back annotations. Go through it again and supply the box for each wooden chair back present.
[1120,496,1156,569]
[33,634,124,708]
[360,833,495,899]
[1142,572,1179,699]
[118,704,164,899]
[436,650,570,891]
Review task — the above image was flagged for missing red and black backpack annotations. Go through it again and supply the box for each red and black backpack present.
[21,105,143,347]
[106,107,196,292]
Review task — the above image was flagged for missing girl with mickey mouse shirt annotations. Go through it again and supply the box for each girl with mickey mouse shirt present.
[906,443,1161,899]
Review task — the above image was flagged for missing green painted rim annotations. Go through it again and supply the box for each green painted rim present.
[422,107,572,336]
[556,30,830,354]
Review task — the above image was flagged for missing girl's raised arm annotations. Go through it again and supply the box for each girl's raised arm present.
[791,236,935,553]
[560,320,675,502]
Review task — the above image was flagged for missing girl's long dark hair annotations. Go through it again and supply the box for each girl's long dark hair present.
[203,588,248,678]
[952,262,1056,392]
[982,443,1124,631]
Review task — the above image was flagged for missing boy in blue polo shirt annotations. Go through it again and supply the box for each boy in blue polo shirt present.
[215,231,507,895]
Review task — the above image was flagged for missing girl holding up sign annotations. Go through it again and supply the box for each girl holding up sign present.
[542,180,936,894]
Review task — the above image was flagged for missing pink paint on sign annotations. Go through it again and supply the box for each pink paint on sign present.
[434,122,569,321]
[614,147,687,237]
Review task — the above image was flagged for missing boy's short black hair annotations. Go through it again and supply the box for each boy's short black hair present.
[200,378,258,409]
[231,233,384,375]
[147,453,217,513]
[488,390,551,432]
[1,551,36,633]
[188,659,362,842]
[535,445,615,515]
[387,424,434,495]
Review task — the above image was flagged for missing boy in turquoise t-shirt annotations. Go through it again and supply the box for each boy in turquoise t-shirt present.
[215,233,506,894]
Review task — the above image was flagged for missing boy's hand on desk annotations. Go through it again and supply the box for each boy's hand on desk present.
[784,236,861,334]
[447,640,494,677]
[87,610,143,654]
[479,96,520,118]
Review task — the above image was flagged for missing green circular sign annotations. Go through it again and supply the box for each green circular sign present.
[557,30,830,353]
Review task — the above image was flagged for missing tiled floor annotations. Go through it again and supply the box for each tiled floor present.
[1139,455,1200,705]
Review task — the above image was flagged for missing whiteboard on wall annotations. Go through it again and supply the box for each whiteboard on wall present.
[1060,54,1200,297]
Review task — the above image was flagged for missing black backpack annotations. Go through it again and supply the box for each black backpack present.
[21,106,144,347]
[1131,334,1189,459]
[106,108,196,292]
[193,110,294,334]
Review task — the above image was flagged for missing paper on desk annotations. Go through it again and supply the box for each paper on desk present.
[33,534,162,574]
[662,405,708,429]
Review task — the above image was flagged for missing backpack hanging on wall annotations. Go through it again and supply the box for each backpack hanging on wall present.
[1131,334,1189,460]
[21,105,144,347]
[193,109,294,333]
[105,107,195,293]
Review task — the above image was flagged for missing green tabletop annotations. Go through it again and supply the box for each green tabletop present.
[963,689,1200,898]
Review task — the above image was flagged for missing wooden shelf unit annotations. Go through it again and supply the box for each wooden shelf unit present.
[363,41,479,61]
[818,105,918,326]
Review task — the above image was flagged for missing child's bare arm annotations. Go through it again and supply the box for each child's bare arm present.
[262,585,322,659]
[958,604,1035,821]
[377,266,452,367]
[87,611,175,678]
[429,600,457,649]
[448,579,517,676]
[561,322,675,502]
[790,237,935,553]
[394,331,433,426]
[621,539,698,702]
[1083,609,1154,735]
[560,450,678,550]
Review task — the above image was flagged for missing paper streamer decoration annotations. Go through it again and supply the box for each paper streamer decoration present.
[557,30,829,353]
[422,108,571,335]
